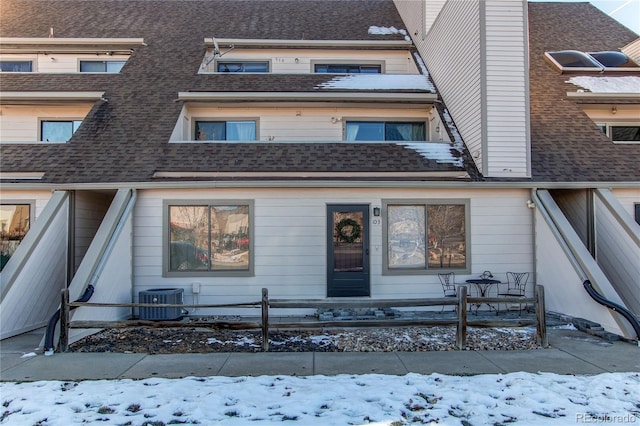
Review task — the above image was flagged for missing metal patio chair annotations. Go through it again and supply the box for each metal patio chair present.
[438,272,457,312]
[497,272,529,315]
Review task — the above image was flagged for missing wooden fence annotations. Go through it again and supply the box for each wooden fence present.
[59,285,547,352]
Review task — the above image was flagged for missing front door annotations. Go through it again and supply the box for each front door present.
[327,205,370,297]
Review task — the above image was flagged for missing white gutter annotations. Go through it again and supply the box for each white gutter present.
[0,37,146,47]
[2,181,640,191]
[204,38,412,49]
[0,91,106,103]
[567,92,640,100]
[178,92,437,102]
[153,171,469,179]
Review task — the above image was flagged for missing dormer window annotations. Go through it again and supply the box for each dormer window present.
[216,61,269,73]
[314,64,382,74]
[0,60,32,72]
[194,120,257,141]
[79,60,126,73]
[40,120,82,142]
[346,121,426,141]
[598,123,640,143]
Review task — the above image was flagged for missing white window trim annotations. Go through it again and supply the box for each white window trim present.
[191,117,259,141]
[214,59,271,73]
[596,121,640,144]
[343,118,429,142]
[38,118,83,143]
[311,60,385,74]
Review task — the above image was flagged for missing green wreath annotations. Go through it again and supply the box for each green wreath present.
[335,218,361,243]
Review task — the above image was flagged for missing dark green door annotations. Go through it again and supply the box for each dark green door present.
[327,205,370,297]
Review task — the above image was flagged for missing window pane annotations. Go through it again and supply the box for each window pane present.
[217,62,268,72]
[332,211,364,272]
[211,206,250,270]
[610,126,640,142]
[388,205,426,268]
[386,122,425,141]
[169,206,209,271]
[80,61,106,72]
[427,205,466,269]
[314,64,381,73]
[41,121,76,142]
[226,121,256,141]
[0,204,30,271]
[105,61,126,72]
[195,121,225,140]
[0,61,32,72]
[346,121,384,141]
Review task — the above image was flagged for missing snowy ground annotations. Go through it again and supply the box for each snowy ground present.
[2,372,639,425]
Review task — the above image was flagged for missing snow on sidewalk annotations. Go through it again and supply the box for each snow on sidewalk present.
[1,372,638,425]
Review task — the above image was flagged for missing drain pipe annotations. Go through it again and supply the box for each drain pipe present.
[44,285,95,355]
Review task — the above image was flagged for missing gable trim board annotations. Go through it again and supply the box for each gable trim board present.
[206,39,412,49]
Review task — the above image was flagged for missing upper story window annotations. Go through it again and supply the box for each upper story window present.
[598,123,640,143]
[40,120,82,142]
[346,121,426,141]
[194,120,257,141]
[79,60,126,73]
[0,60,32,72]
[216,61,269,73]
[314,64,382,74]
[545,50,639,73]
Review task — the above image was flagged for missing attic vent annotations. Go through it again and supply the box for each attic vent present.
[139,288,184,320]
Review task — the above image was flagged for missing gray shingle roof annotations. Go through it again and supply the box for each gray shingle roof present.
[0,0,475,184]
[527,2,640,182]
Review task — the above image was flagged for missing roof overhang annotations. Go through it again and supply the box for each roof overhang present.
[0,91,106,104]
[153,171,469,179]
[204,38,412,49]
[0,37,146,54]
[566,92,640,101]
[178,91,437,103]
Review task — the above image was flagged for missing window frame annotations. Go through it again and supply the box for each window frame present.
[79,60,126,73]
[344,119,428,142]
[215,60,270,73]
[39,119,82,142]
[163,200,254,278]
[596,122,640,144]
[192,118,259,141]
[0,60,33,72]
[311,60,385,74]
[313,63,383,74]
[382,199,471,275]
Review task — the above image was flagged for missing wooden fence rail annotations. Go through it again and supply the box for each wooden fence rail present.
[58,285,547,352]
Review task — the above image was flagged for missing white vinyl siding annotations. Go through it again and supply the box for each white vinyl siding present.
[202,49,417,74]
[484,0,530,177]
[419,0,483,170]
[0,104,93,142]
[171,107,433,142]
[132,188,533,311]
[0,53,129,73]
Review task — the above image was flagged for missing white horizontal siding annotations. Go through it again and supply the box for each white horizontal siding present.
[177,107,432,142]
[611,189,640,218]
[132,187,534,313]
[484,0,530,178]
[203,49,417,74]
[0,104,93,142]
[419,0,484,172]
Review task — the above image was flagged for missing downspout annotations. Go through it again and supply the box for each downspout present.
[44,189,137,355]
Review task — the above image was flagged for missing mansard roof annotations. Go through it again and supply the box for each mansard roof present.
[0,0,475,184]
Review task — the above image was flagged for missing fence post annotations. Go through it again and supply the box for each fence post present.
[456,285,467,350]
[535,285,548,347]
[59,288,70,353]
[261,288,269,352]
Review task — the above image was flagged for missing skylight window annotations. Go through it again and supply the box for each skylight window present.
[545,50,639,73]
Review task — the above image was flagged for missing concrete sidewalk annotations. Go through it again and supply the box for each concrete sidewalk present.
[1,328,638,382]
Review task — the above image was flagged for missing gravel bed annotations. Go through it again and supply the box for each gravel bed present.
[69,326,542,354]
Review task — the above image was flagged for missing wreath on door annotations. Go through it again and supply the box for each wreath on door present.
[335,218,361,243]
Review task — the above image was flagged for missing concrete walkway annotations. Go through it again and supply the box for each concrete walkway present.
[1,328,638,382]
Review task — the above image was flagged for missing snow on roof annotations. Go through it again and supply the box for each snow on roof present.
[316,74,435,91]
[368,25,411,42]
[567,76,640,93]
[399,142,463,166]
